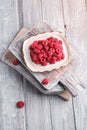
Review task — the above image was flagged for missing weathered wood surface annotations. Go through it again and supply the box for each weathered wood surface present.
[0,0,87,130]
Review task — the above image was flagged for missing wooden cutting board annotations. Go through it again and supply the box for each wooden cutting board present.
[1,22,85,100]
[1,31,71,100]
[8,22,84,96]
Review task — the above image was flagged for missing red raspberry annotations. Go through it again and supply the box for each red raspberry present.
[40,58,48,66]
[60,53,65,59]
[35,60,40,64]
[58,40,62,44]
[34,48,40,54]
[57,53,65,60]
[40,58,46,63]
[47,51,53,56]
[41,62,48,66]
[12,59,19,65]
[49,48,55,53]
[38,40,43,44]
[41,49,45,54]
[50,56,57,64]
[47,56,52,61]
[32,55,38,62]
[42,78,49,85]
[30,52,35,57]
[36,44,43,50]
[16,101,25,108]
[29,45,33,49]
[44,45,49,51]
[56,47,62,53]
[38,53,43,59]
[32,41,38,48]
[48,42,54,48]
[53,43,60,49]
[47,37,54,41]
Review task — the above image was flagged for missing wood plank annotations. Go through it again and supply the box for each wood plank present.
[0,0,26,130]
[22,0,53,130]
[22,0,42,28]
[41,0,75,129]
[62,0,87,129]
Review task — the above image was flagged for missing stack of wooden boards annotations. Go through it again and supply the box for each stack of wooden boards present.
[1,22,85,100]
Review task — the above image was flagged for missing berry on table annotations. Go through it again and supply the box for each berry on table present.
[12,59,19,65]
[16,101,25,108]
[42,78,49,85]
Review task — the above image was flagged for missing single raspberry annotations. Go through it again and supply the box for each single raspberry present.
[29,45,33,49]
[35,60,40,64]
[36,44,43,50]
[38,40,43,44]
[12,59,19,65]
[42,78,49,85]
[53,43,60,49]
[47,37,54,41]
[16,101,25,108]
[49,48,55,53]
[47,51,53,56]
[43,53,47,58]
[34,48,40,54]
[44,45,49,51]
[30,52,35,57]
[58,40,62,44]
[41,61,48,66]
[50,57,57,64]
[32,55,38,62]
[38,53,43,59]
[40,58,46,63]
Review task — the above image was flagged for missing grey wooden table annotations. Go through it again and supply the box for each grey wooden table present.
[0,0,87,130]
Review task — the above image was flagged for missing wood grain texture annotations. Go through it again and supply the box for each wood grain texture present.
[0,0,26,130]
[62,0,87,130]
[22,1,53,130]
[41,0,75,130]
[0,0,87,130]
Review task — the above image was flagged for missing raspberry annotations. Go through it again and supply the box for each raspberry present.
[58,40,62,44]
[42,78,49,85]
[38,40,43,44]
[32,55,38,62]
[44,45,49,51]
[29,45,33,49]
[16,101,25,108]
[30,52,35,57]
[47,57,51,62]
[53,43,60,49]
[50,56,57,64]
[41,62,48,66]
[40,58,46,63]
[36,44,43,50]
[12,59,19,65]
[47,37,54,41]
[47,51,53,56]
[48,42,54,48]
[34,48,40,54]
[38,53,43,59]
[49,48,55,53]
[35,60,40,64]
